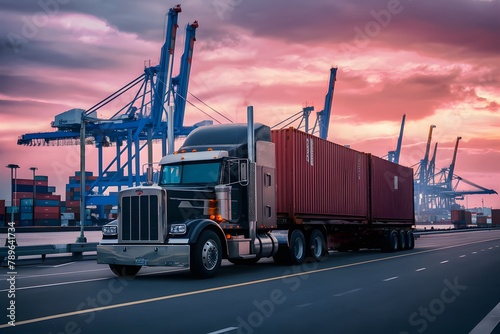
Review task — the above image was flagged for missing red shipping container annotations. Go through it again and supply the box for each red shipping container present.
[13,178,34,186]
[66,200,80,207]
[272,128,369,221]
[34,180,49,186]
[12,192,34,199]
[0,199,5,209]
[35,206,60,214]
[492,209,500,225]
[36,194,61,200]
[370,155,414,222]
[34,212,60,220]
[64,207,81,213]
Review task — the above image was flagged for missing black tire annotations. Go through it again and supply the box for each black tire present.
[407,230,415,250]
[109,264,141,278]
[398,230,407,250]
[308,229,327,262]
[289,229,306,265]
[384,230,399,252]
[190,230,222,279]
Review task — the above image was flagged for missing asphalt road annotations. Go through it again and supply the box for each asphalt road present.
[1,230,500,334]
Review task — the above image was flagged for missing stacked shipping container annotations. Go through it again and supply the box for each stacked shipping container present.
[492,209,500,226]
[8,175,61,226]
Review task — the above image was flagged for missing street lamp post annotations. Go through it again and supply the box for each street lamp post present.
[6,164,20,223]
[30,167,38,226]
[6,164,20,246]
[76,115,87,243]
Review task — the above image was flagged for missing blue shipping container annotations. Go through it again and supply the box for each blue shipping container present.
[34,175,49,181]
[35,199,60,207]
[34,219,60,226]
[20,212,33,220]
[19,219,34,227]
[20,206,33,213]
[21,198,34,206]
[48,186,56,193]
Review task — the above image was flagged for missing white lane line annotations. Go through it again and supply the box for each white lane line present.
[460,255,466,258]
[207,327,238,334]
[38,262,76,268]
[472,252,478,254]
[440,260,449,264]
[383,276,399,282]
[297,303,313,308]
[469,301,500,334]
[0,268,186,292]
[416,268,426,272]
[333,288,362,297]
[488,247,493,250]
[0,268,109,279]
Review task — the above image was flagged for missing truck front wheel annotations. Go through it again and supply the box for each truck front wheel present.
[190,230,222,279]
[109,264,141,278]
[289,229,306,265]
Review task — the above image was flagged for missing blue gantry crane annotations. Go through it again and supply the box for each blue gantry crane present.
[17,5,211,210]
[273,67,337,140]
[413,130,497,222]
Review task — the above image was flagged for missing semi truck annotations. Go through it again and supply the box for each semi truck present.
[97,108,415,278]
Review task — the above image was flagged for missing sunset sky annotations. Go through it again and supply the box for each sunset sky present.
[0,0,499,210]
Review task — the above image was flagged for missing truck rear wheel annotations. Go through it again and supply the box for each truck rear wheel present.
[407,230,415,249]
[384,230,399,252]
[190,230,222,279]
[398,230,407,250]
[109,264,141,278]
[308,229,327,262]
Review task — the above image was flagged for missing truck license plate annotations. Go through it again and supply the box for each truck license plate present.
[135,257,148,266]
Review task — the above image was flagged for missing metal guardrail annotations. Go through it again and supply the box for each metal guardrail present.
[0,242,98,263]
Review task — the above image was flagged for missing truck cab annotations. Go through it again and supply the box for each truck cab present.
[97,123,279,278]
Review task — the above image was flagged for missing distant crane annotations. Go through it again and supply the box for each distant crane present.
[413,130,497,222]
[17,5,212,208]
[273,67,337,140]
[388,114,406,164]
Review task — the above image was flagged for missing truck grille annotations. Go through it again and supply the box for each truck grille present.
[119,187,164,243]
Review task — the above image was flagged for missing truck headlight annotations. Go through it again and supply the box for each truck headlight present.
[170,224,187,235]
[102,225,118,236]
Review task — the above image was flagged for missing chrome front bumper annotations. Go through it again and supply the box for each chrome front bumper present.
[97,244,190,268]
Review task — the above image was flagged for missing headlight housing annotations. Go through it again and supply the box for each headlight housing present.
[102,225,118,236]
[170,224,187,235]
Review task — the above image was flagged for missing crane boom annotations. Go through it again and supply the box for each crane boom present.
[152,4,181,128]
[317,67,337,140]
[447,136,462,188]
[172,21,199,131]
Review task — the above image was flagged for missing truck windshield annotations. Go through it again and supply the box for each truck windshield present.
[159,162,221,186]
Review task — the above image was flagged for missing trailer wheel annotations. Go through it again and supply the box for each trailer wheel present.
[289,229,306,265]
[406,231,415,250]
[384,230,399,252]
[308,229,327,262]
[109,264,141,278]
[398,230,407,250]
[190,230,222,279]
